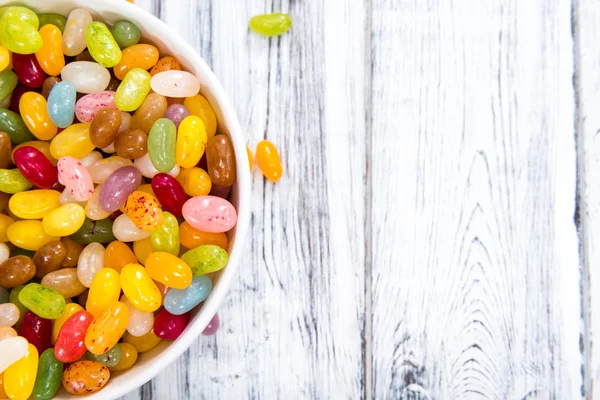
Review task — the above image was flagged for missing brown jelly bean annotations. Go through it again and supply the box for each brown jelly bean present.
[33,240,67,278]
[0,256,36,289]
[61,237,84,267]
[0,192,9,212]
[149,56,181,76]
[130,93,167,133]
[206,134,236,187]
[90,108,122,148]
[114,129,148,159]
[0,132,12,169]
[41,76,61,99]
[77,289,89,307]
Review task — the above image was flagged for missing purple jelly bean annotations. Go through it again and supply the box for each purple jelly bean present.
[202,313,219,336]
[99,166,142,212]
[164,104,190,129]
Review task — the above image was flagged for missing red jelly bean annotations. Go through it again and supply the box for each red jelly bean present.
[153,308,189,340]
[202,313,219,336]
[12,53,47,89]
[151,173,187,218]
[13,146,58,189]
[10,83,36,114]
[19,311,52,354]
[54,310,94,363]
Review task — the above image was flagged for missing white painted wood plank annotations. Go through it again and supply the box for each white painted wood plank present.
[370,0,582,398]
[121,0,368,398]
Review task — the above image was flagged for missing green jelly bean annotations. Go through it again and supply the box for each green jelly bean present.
[85,344,122,367]
[70,218,116,244]
[32,349,63,400]
[181,244,229,276]
[148,118,176,173]
[0,108,36,144]
[85,21,122,68]
[10,248,35,258]
[150,212,180,255]
[249,13,292,37]
[0,168,34,194]
[115,67,151,112]
[110,20,141,49]
[0,7,42,54]
[9,284,28,327]
[38,13,67,33]
[0,70,17,103]
[18,282,66,319]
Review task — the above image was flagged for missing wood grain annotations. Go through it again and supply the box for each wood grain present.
[369,0,582,398]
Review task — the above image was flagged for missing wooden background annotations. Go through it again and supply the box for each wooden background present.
[120,0,597,398]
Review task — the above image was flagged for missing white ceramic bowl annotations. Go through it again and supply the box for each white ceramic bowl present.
[0,0,251,398]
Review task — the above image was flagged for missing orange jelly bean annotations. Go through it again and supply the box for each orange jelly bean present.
[114,44,159,80]
[62,360,109,395]
[145,252,192,289]
[179,221,228,250]
[35,25,65,77]
[124,191,164,232]
[256,140,283,182]
[149,56,181,76]
[85,301,129,355]
[104,241,137,273]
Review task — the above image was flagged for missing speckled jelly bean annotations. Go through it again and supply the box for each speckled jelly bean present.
[112,214,149,242]
[54,310,93,362]
[249,13,293,36]
[0,70,17,102]
[0,336,28,373]
[148,118,176,173]
[150,56,181,76]
[177,167,212,197]
[115,67,151,112]
[206,134,236,187]
[56,157,92,201]
[85,301,129,355]
[89,156,133,184]
[40,267,86,298]
[75,91,117,123]
[151,173,187,218]
[120,263,161,312]
[85,22,122,68]
[8,189,60,219]
[0,256,35,289]
[110,21,141,49]
[181,244,229,276]
[19,92,57,141]
[131,92,167,133]
[150,70,201,98]
[4,342,38,400]
[123,329,161,353]
[38,13,67,32]
[31,349,63,400]
[76,242,105,288]
[13,145,57,189]
[50,123,94,159]
[183,94,217,139]
[0,7,42,54]
[35,24,65,77]
[61,61,110,94]
[134,153,180,179]
[33,240,66,278]
[12,53,46,88]
[62,360,110,395]
[7,220,58,251]
[18,311,51,354]
[52,303,83,342]
[98,166,142,213]
[150,211,180,255]
[0,107,35,144]
[85,344,122,367]
[62,8,92,57]
[153,308,189,340]
[18,283,65,319]
[0,303,19,326]
[182,195,238,233]
[109,343,137,372]
[124,191,164,232]
[202,313,219,335]
[46,81,75,129]
[86,268,120,316]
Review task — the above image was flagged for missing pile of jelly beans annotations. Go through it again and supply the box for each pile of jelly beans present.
[0,5,245,399]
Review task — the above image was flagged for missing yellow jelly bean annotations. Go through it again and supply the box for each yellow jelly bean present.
[124,191,163,232]
[0,46,10,71]
[85,301,129,355]
[19,92,58,141]
[8,189,61,219]
[115,68,151,112]
[0,372,7,399]
[109,343,137,372]
[4,343,38,400]
[120,263,161,312]
[85,22,122,68]
[12,141,57,166]
[123,329,161,353]
[176,116,207,168]
[49,123,94,159]
[176,167,212,197]
[7,220,59,251]
[0,214,14,242]
[183,95,217,139]
[145,252,192,289]
[53,303,84,342]
[42,203,85,236]
[133,237,152,265]
[35,24,65,77]
[86,268,121,316]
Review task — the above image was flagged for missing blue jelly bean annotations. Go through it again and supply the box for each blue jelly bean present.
[47,81,76,128]
[0,287,8,303]
[164,275,212,315]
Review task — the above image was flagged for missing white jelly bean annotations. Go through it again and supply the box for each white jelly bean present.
[113,214,151,242]
[77,242,105,287]
[122,295,153,337]
[85,185,111,221]
[61,61,111,94]
[150,71,201,98]
[0,336,28,373]
[63,8,93,56]
[0,303,19,327]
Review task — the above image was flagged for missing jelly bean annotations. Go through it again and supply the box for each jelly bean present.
[154,308,189,340]
[60,237,83,267]
[134,153,180,179]
[13,146,57,188]
[109,343,137,372]
[177,116,207,169]
[114,128,147,159]
[18,283,65,319]
[61,61,110,94]
[98,166,142,213]
[148,118,176,173]
[89,107,121,148]
[0,192,8,212]
[11,142,56,168]
[86,268,120,316]
[8,82,29,114]
[42,203,85,237]
[0,132,10,169]
[149,56,181,76]
[177,167,212,197]
[0,214,13,242]
[8,220,58,251]
[131,92,167,133]
[0,303,18,326]
[8,285,28,327]
[0,7,42,55]
[35,25,64,77]
[62,8,92,57]
[62,360,109,394]
[121,263,161,312]
[85,344,121,367]
[18,311,51,354]
[0,45,10,72]
[0,70,17,102]
[80,151,102,168]
[164,104,190,129]
[46,81,75,128]
[182,195,237,233]
[85,22,122,68]
[38,13,67,33]
[0,95,10,109]
[75,91,117,123]
[57,156,94,202]
[206,134,236,187]
[77,242,105,288]
[89,156,133,184]
[12,53,46,88]
[249,13,292,36]
[151,174,187,218]
[110,21,141,49]
[85,185,110,221]
[0,336,28,373]
[183,94,217,139]
[52,303,82,342]
[70,218,115,244]
[150,212,180,255]
[256,140,283,182]
[40,268,86,298]
[124,191,164,232]
[33,241,66,278]
[247,145,253,171]
[0,108,35,144]
[150,70,201,98]
[115,68,151,112]
[0,326,16,340]
[104,241,137,273]
[0,286,6,303]
[209,182,231,198]
[16,94,56,145]
[114,44,158,80]
[54,310,92,362]
[122,329,161,353]
[8,190,60,219]
[181,244,229,276]
[40,76,59,99]
[32,349,63,400]
[202,313,219,335]
[133,237,152,265]
[0,256,35,289]
[4,343,37,400]
[146,252,191,290]
[121,295,153,337]
[85,301,129,354]
[50,123,94,159]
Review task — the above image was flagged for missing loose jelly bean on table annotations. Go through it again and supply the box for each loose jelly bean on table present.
[85,22,122,68]
[121,263,161,312]
[181,244,229,276]
[54,310,93,363]
[35,24,65,77]
[150,211,180,255]
[62,8,92,57]
[110,20,141,49]
[164,275,212,316]
[61,61,110,94]
[247,145,254,171]
[86,268,120,316]
[4,343,38,400]
[33,240,66,278]
[154,308,189,340]
[62,361,109,395]
[18,283,65,319]
[256,140,283,182]
[0,256,35,289]
[8,220,58,251]
[202,313,220,336]
[85,301,129,355]
[20,92,58,141]
[18,311,52,355]
[115,67,151,112]
[32,349,63,400]
[9,189,60,219]
[131,92,167,133]
[182,195,238,233]
[183,94,217,139]
[249,13,293,36]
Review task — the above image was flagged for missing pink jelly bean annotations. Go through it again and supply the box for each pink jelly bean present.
[182,195,237,233]
[13,146,58,189]
[99,166,142,212]
[12,53,47,88]
[202,313,219,336]
[153,308,189,340]
[164,104,190,129]
[75,91,117,123]
[54,310,94,363]
[57,156,94,201]
[151,173,187,218]
[19,311,52,355]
